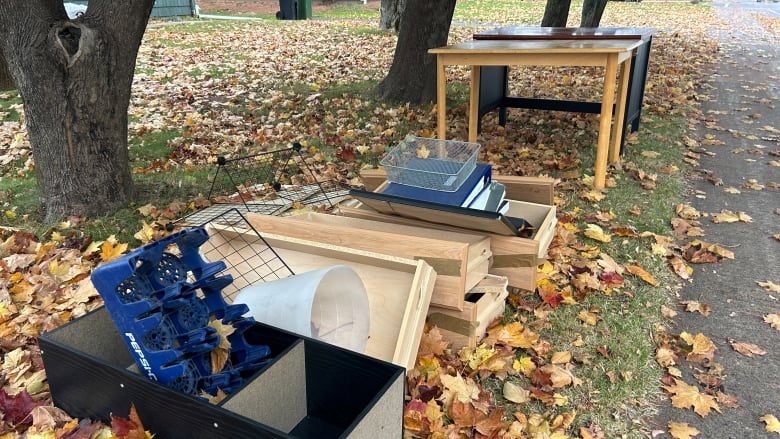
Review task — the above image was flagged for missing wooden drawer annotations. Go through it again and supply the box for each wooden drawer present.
[203,224,436,371]
[427,275,509,350]
[338,197,555,291]
[245,212,491,311]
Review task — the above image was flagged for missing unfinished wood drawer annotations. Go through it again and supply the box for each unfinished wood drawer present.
[338,198,555,291]
[244,212,491,311]
[203,225,436,371]
[427,275,509,350]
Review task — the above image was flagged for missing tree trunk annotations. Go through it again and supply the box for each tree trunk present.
[373,0,456,104]
[0,0,153,223]
[581,0,608,27]
[541,0,572,27]
[379,0,406,32]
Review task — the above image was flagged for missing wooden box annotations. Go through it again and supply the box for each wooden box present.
[244,212,491,311]
[427,275,509,350]
[203,224,436,370]
[39,309,404,439]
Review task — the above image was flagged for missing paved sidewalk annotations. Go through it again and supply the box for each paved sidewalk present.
[651,1,780,437]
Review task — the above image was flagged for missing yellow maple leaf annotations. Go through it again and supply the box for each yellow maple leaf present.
[100,240,128,262]
[208,319,236,373]
[134,222,157,244]
[513,356,536,376]
[680,332,716,359]
[760,414,780,433]
[664,379,721,417]
[757,280,780,293]
[764,313,780,330]
[583,224,611,243]
[578,309,600,326]
[668,421,700,439]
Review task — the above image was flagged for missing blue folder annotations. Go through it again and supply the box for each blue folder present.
[382,163,492,207]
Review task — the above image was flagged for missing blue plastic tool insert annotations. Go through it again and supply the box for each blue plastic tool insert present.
[90,227,273,397]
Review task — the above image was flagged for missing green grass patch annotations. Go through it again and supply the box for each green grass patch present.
[0,91,23,122]
[314,2,380,20]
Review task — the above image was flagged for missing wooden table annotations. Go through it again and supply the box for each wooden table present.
[429,39,641,189]
[472,27,654,149]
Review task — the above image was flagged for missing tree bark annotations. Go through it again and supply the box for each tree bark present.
[541,0,572,27]
[581,0,608,27]
[379,0,406,32]
[373,0,456,104]
[0,0,153,223]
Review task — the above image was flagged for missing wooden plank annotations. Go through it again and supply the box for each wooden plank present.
[205,225,436,370]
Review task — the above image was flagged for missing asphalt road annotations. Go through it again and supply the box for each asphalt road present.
[650,1,780,437]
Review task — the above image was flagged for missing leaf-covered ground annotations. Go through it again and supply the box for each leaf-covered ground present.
[1,1,778,438]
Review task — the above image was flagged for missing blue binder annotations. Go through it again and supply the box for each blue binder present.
[382,163,492,207]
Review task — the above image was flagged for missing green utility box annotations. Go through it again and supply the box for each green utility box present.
[297,0,312,19]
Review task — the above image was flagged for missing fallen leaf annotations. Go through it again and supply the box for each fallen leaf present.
[760,414,780,433]
[757,280,780,293]
[664,379,721,417]
[625,265,658,286]
[583,224,611,243]
[668,421,700,439]
[679,300,711,316]
[503,381,530,403]
[728,339,766,357]
[764,313,780,330]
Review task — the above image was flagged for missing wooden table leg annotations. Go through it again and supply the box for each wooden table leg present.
[437,56,446,140]
[468,66,481,143]
[610,58,632,164]
[595,55,618,189]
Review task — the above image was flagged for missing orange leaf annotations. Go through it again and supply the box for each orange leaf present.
[625,265,658,286]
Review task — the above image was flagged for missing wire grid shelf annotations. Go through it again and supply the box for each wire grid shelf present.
[179,208,294,303]
[205,143,351,213]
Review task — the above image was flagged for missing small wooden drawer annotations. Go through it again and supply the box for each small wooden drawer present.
[427,275,509,350]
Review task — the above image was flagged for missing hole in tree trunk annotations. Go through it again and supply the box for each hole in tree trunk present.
[58,25,82,57]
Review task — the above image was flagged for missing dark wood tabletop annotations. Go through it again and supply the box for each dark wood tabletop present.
[473,26,654,41]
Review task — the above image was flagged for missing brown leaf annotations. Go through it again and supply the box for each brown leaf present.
[763,313,780,330]
[679,300,711,316]
[625,264,658,286]
[728,339,766,357]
